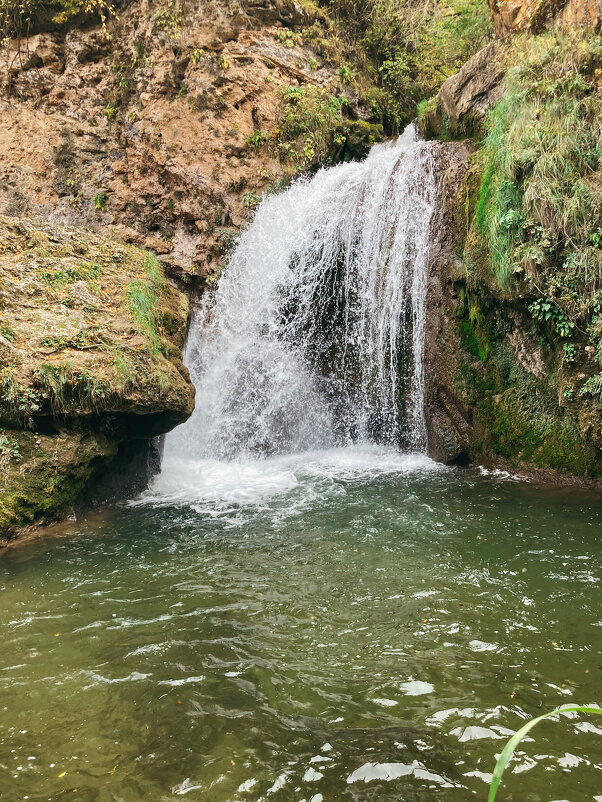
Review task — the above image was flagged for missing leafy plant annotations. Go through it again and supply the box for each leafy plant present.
[276,85,346,167]
[0,324,15,342]
[339,64,352,83]
[562,342,576,363]
[488,705,602,802]
[528,299,574,338]
[94,192,107,211]
[579,372,602,400]
[276,29,301,48]
[0,367,41,426]
[246,129,270,149]
[242,191,261,210]
[0,431,20,468]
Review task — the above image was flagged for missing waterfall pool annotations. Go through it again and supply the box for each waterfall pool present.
[1,448,601,800]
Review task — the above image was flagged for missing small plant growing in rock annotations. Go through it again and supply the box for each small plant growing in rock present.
[0,432,20,470]
[0,324,15,342]
[214,95,227,116]
[94,192,107,211]
[243,192,261,210]
[563,385,574,401]
[191,48,204,63]
[562,342,576,363]
[579,373,602,400]
[104,103,117,120]
[276,29,301,48]
[246,130,270,149]
[339,64,352,83]
[529,299,574,338]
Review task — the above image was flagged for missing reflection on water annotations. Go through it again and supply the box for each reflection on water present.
[1,448,601,801]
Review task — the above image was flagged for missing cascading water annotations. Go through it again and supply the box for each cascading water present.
[152,124,438,505]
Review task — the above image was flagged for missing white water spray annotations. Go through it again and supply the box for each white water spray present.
[165,125,438,468]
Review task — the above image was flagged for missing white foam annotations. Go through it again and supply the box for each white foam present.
[138,445,440,512]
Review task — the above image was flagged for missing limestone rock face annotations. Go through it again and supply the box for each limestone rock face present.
[0,0,355,283]
[423,147,602,485]
[0,215,194,537]
[490,0,602,35]
[423,141,477,465]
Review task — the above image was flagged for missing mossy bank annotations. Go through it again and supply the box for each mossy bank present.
[423,27,602,484]
[0,215,194,540]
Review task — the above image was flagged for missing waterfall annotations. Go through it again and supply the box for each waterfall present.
[164,124,437,467]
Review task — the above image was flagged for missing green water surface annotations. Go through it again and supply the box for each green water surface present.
[1,455,601,801]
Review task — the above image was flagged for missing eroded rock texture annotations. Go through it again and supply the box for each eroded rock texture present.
[0,0,360,283]
[490,0,602,35]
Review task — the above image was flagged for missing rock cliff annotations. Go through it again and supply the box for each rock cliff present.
[421,24,602,485]
[490,0,601,35]
[0,0,382,537]
[0,0,378,283]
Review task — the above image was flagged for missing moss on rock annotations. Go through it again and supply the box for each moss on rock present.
[0,215,194,539]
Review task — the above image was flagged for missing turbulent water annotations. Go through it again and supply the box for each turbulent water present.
[166,124,436,464]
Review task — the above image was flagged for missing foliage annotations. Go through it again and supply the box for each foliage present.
[474,30,602,298]
[455,291,601,476]
[488,705,602,802]
[0,430,20,468]
[1,0,115,49]
[242,191,261,209]
[35,362,113,412]
[579,372,602,400]
[94,191,107,211]
[467,30,602,406]
[0,324,15,342]
[153,0,184,37]
[245,129,270,150]
[123,252,167,356]
[0,367,41,426]
[323,0,492,126]
[275,85,348,167]
[528,298,574,338]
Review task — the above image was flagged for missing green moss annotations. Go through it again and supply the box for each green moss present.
[0,429,116,536]
[454,289,601,478]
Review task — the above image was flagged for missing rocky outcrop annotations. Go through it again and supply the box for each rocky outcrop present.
[490,0,602,36]
[0,0,385,540]
[419,42,505,139]
[0,215,194,539]
[424,141,477,465]
[0,0,378,284]
[422,68,602,483]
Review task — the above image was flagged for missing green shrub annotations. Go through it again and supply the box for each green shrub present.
[325,0,492,125]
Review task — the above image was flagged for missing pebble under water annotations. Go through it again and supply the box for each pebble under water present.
[1,447,601,801]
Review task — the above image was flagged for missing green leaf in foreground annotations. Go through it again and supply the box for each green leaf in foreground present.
[488,705,602,802]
